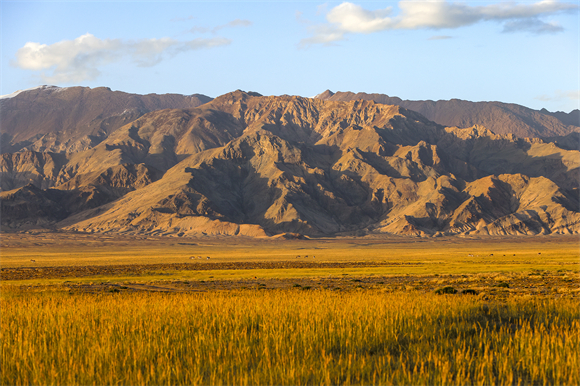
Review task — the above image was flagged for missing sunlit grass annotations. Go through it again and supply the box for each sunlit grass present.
[2,289,579,385]
[2,234,577,269]
[2,235,578,384]
[4,265,579,289]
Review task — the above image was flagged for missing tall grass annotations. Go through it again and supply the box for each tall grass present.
[2,289,578,385]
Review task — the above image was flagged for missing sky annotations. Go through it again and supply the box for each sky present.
[1,1,579,113]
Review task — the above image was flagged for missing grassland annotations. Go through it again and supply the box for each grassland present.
[1,232,579,385]
[2,289,579,385]
[1,232,578,272]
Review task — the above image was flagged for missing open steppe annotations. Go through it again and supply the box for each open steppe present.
[1,232,579,297]
[2,232,579,385]
[1,232,579,295]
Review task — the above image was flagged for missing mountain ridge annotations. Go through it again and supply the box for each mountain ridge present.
[0,85,213,154]
[1,90,578,237]
[314,90,580,140]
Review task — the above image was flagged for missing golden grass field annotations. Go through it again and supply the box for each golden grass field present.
[1,232,579,385]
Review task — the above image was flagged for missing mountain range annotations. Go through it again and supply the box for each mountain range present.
[0,85,211,154]
[314,90,580,144]
[1,86,578,237]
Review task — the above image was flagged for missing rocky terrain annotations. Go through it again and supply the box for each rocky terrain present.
[1,87,578,237]
[314,90,580,140]
[0,85,211,154]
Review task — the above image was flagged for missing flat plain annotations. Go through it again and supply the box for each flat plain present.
[1,232,579,385]
[1,232,578,291]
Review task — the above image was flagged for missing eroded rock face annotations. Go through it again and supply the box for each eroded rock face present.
[1,90,578,236]
[0,85,212,153]
[315,90,580,139]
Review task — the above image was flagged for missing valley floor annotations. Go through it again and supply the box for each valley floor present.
[1,232,578,295]
[2,261,579,300]
[1,232,579,385]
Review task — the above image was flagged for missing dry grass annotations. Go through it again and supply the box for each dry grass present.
[1,233,578,385]
[1,233,578,275]
[1,288,579,385]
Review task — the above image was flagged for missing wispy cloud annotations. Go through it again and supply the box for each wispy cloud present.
[502,18,564,34]
[14,33,230,83]
[301,0,577,46]
[189,19,253,34]
[428,35,453,40]
[218,19,252,30]
[300,25,347,46]
[536,90,580,102]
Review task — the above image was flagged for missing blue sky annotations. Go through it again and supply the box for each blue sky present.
[1,1,578,112]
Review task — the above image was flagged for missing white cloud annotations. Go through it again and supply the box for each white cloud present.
[14,33,231,83]
[301,0,578,45]
[131,38,179,67]
[326,3,395,33]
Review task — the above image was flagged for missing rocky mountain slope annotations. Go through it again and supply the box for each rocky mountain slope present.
[0,85,212,153]
[1,90,578,237]
[314,90,580,141]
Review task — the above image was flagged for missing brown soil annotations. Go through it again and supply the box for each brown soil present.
[5,266,578,300]
[1,261,421,281]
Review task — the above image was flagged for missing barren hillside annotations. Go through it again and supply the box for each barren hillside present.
[1,90,578,236]
[0,85,212,153]
[315,90,580,140]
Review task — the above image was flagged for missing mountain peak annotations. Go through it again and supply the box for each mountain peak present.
[0,85,63,99]
[313,90,335,100]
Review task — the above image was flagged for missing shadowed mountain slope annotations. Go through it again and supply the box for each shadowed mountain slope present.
[0,85,212,153]
[315,90,580,140]
[1,91,578,236]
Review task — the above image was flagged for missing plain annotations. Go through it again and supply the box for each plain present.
[1,233,579,385]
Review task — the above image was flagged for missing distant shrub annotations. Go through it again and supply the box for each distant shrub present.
[495,282,510,288]
[435,286,457,295]
[293,284,302,288]
[460,289,478,295]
